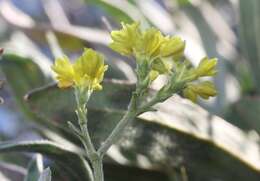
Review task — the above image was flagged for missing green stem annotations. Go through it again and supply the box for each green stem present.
[98,94,137,156]
[75,88,104,181]
[76,100,95,155]
[92,156,104,181]
[97,70,159,157]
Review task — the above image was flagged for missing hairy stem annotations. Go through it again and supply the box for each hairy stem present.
[98,93,137,156]
[75,93,95,155]
[75,89,104,181]
[92,156,104,181]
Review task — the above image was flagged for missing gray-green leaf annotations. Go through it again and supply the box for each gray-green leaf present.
[0,140,92,181]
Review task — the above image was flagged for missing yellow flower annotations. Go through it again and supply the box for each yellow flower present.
[160,36,185,60]
[74,49,108,90]
[195,57,217,77]
[135,28,164,59]
[51,48,108,90]
[108,22,218,91]
[183,81,217,102]
[51,56,74,88]
[109,22,140,56]
[109,22,185,66]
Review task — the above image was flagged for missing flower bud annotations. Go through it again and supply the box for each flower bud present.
[160,36,185,60]
[183,86,197,102]
[195,57,217,77]
[183,81,217,102]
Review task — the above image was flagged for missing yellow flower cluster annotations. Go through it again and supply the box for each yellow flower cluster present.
[180,57,218,102]
[51,22,217,103]
[110,22,140,56]
[110,22,185,60]
[109,22,217,102]
[109,22,185,75]
[52,48,108,91]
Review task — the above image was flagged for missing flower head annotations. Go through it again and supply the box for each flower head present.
[135,28,164,59]
[109,22,187,83]
[109,22,140,56]
[109,22,185,62]
[109,22,217,102]
[52,48,108,91]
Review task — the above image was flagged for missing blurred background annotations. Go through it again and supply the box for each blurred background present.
[0,0,260,180]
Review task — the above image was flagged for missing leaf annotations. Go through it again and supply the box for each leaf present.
[239,0,260,91]
[25,80,260,180]
[24,154,43,181]
[0,161,26,181]
[38,168,51,181]
[103,163,168,181]
[84,0,133,23]
[226,95,260,132]
[0,54,47,99]
[0,140,92,181]
[225,0,260,134]
[0,140,170,181]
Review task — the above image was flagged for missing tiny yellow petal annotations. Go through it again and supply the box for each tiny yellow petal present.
[109,22,140,56]
[51,56,74,88]
[73,48,108,90]
[160,36,185,59]
[136,28,164,59]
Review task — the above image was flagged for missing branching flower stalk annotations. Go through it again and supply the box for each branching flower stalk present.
[51,22,218,181]
[52,48,108,181]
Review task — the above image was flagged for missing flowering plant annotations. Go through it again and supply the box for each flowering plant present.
[51,22,217,181]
